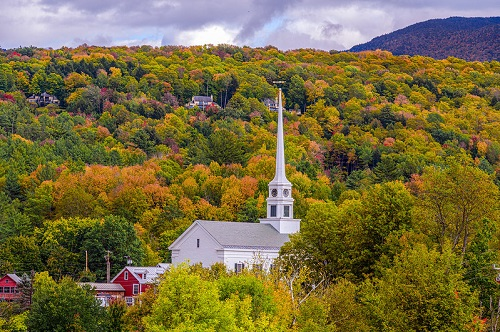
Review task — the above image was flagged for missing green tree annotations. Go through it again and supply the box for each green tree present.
[81,215,144,280]
[27,272,105,332]
[462,218,500,319]
[288,74,306,111]
[207,129,247,165]
[362,244,478,332]
[45,73,65,100]
[30,71,47,95]
[0,236,43,275]
[220,92,249,120]
[0,193,32,242]
[0,64,15,92]
[144,264,238,331]
[415,163,499,254]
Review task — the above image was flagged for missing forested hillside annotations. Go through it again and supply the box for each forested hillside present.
[1,44,500,330]
[350,17,500,62]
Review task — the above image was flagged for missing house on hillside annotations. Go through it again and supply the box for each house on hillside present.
[27,92,60,107]
[262,97,279,112]
[79,282,125,307]
[170,89,300,272]
[111,263,170,305]
[0,274,21,301]
[186,95,219,110]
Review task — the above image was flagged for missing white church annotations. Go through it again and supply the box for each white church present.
[169,89,300,272]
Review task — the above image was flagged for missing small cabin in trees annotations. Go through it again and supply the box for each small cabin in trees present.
[262,97,279,112]
[79,282,125,307]
[27,92,60,107]
[0,274,21,301]
[186,95,219,110]
[111,263,170,305]
[170,89,300,272]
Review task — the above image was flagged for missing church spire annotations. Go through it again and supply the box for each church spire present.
[271,88,291,186]
[260,88,300,234]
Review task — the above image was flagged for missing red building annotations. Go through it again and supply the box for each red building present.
[0,274,21,301]
[111,263,169,305]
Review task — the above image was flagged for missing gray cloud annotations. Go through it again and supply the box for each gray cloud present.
[321,22,343,39]
[1,0,499,50]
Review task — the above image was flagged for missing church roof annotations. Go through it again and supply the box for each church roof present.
[196,220,290,250]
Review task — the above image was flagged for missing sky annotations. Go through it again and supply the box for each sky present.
[1,0,499,51]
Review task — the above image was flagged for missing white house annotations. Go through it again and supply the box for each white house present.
[169,88,300,272]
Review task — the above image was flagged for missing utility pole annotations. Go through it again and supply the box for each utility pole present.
[105,251,111,283]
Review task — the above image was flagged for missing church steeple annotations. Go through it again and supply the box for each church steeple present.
[260,88,300,234]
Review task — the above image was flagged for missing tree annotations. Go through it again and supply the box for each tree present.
[45,73,65,100]
[462,218,500,321]
[29,71,47,95]
[414,163,499,254]
[143,264,238,331]
[361,244,478,332]
[357,181,414,275]
[288,75,306,111]
[27,272,105,332]
[0,64,14,92]
[207,129,247,165]
[81,215,144,280]
[296,279,370,332]
[220,92,249,120]
[0,236,43,275]
[105,299,127,332]
[0,193,32,242]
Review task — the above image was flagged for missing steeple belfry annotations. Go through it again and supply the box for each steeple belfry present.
[260,88,301,234]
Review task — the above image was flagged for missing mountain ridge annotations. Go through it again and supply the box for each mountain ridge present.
[349,17,500,62]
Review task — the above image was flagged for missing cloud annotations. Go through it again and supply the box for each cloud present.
[1,0,499,50]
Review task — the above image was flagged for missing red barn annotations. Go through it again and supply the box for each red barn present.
[111,263,169,305]
[0,274,21,301]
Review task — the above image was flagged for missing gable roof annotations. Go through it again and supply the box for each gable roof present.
[111,263,170,284]
[192,96,213,102]
[1,274,21,284]
[171,220,290,250]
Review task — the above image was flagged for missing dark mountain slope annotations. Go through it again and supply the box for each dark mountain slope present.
[350,17,500,62]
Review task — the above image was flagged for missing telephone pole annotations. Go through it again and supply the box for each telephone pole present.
[105,251,111,283]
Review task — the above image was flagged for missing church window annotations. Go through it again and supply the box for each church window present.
[284,205,290,217]
[270,205,277,217]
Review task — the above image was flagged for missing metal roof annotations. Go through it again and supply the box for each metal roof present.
[80,282,125,292]
[5,274,21,284]
[196,220,290,249]
[193,96,213,102]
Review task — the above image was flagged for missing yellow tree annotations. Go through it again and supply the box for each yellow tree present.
[413,163,499,254]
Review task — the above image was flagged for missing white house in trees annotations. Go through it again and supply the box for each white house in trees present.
[169,89,301,272]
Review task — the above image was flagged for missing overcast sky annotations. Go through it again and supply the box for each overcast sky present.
[1,0,499,51]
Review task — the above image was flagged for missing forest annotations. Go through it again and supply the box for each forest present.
[350,17,500,62]
[0,43,499,331]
